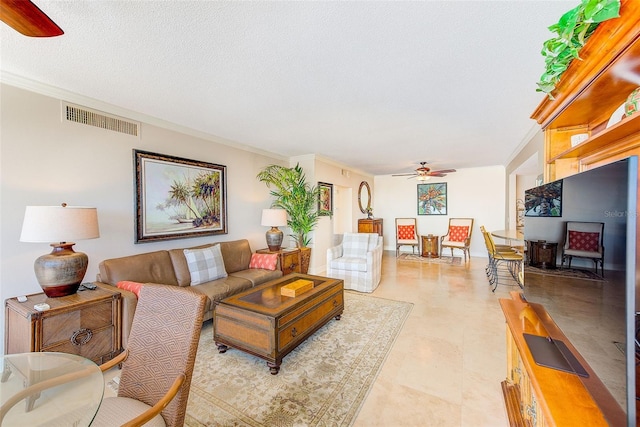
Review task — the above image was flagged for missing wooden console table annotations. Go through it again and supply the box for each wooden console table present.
[358,218,383,236]
[499,292,625,426]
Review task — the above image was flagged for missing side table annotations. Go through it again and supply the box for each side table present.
[528,240,558,269]
[421,235,439,258]
[256,248,302,275]
[4,287,122,364]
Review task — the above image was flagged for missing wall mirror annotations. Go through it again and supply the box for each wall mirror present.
[358,181,371,213]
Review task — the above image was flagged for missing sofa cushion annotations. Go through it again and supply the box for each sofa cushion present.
[184,245,227,286]
[219,240,253,273]
[249,253,278,270]
[187,275,254,313]
[229,268,282,287]
[99,251,179,286]
[330,257,368,272]
[116,281,144,298]
[342,233,370,259]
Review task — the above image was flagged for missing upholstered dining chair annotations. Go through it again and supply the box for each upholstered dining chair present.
[92,285,207,427]
[440,218,474,262]
[395,218,419,256]
[561,221,605,277]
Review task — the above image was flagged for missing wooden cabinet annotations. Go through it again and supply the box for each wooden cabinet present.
[4,287,122,364]
[256,248,301,275]
[358,218,383,236]
[531,0,640,182]
[500,292,625,426]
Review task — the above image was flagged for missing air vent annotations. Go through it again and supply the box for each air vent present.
[63,103,139,137]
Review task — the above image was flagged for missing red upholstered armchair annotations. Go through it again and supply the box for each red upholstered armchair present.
[561,221,605,277]
[440,218,474,262]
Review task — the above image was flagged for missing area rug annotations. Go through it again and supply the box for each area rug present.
[524,264,604,281]
[397,253,462,265]
[111,292,412,427]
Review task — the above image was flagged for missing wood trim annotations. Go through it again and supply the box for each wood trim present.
[531,0,640,129]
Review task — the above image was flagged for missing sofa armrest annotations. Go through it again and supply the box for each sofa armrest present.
[327,245,343,262]
[95,282,137,349]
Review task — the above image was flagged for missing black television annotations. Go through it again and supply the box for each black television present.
[523,156,638,425]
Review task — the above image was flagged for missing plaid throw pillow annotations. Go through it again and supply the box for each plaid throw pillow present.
[398,225,415,240]
[449,226,469,242]
[249,253,278,271]
[568,231,599,252]
[184,245,227,286]
[342,233,370,259]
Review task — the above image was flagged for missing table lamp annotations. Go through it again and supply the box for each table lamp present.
[261,208,287,251]
[20,203,100,297]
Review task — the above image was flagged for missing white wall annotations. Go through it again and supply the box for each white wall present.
[0,84,294,353]
[374,166,506,257]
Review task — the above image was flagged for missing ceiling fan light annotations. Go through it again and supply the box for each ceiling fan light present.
[417,175,430,181]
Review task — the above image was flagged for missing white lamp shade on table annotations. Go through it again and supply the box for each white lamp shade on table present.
[20,205,100,297]
[261,209,287,251]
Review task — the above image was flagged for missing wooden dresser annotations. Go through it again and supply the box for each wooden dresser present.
[5,287,122,364]
[500,292,625,426]
[358,218,383,236]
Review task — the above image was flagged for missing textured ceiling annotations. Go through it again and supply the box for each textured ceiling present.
[0,1,574,176]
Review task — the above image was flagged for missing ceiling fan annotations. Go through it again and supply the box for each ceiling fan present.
[392,162,456,180]
[0,0,63,37]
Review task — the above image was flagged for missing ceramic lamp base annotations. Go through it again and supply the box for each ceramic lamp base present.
[34,243,88,297]
[265,227,283,251]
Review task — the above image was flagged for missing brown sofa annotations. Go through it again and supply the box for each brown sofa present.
[95,239,282,346]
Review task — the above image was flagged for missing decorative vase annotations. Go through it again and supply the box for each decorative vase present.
[624,87,640,117]
[299,247,311,274]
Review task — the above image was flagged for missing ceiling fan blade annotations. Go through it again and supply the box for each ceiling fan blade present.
[427,173,447,177]
[429,169,456,174]
[0,0,64,37]
[392,173,417,177]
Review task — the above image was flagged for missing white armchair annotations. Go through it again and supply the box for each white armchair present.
[326,232,383,293]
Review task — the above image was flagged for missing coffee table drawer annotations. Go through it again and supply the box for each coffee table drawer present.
[278,289,344,350]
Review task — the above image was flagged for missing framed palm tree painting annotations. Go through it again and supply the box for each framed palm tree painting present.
[134,150,227,242]
[417,183,447,215]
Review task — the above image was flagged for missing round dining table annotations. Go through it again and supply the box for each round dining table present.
[0,352,104,426]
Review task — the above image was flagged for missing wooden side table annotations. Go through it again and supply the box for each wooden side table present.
[4,287,122,364]
[421,235,439,258]
[256,248,302,275]
[528,240,558,269]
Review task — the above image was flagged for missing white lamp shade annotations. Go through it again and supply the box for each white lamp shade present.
[261,209,287,227]
[20,206,100,243]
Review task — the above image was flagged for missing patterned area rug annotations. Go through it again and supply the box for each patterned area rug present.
[112,292,412,426]
[524,265,604,281]
[397,253,462,265]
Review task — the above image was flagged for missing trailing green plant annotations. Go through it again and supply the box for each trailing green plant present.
[537,0,620,97]
[257,163,320,248]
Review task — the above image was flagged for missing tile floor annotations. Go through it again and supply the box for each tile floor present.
[104,250,625,426]
[352,252,513,426]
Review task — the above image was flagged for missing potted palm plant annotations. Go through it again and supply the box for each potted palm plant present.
[257,163,320,273]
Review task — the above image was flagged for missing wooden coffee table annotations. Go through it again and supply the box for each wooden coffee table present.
[213,273,344,374]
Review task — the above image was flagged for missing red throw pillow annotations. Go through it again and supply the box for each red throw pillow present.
[397,225,415,239]
[116,281,144,298]
[449,226,469,242]
[568,231,599,252]
[249,253,278,271]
